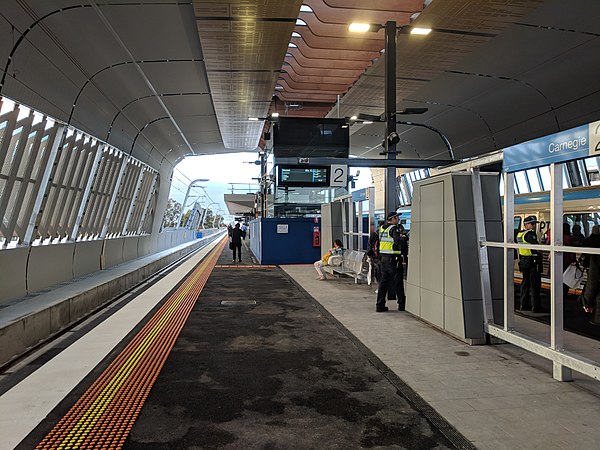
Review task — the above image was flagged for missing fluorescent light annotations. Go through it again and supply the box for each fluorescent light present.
[271,112,280,118]
[349,23,370,33]
[341,124,348,128]
[248,117,259,121]
[411,27,432,35]
[350,115,358,120]
[362,121,373,124]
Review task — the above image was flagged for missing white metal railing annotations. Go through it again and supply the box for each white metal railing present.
[473,167,600,382]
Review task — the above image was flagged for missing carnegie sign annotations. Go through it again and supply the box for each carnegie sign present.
[503,120,600,172]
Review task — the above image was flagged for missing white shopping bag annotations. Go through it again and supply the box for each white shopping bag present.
[563,263,584,289]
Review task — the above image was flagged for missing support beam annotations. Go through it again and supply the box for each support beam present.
[273,157,450,169]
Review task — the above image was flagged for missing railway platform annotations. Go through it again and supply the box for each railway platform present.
[1,237,600,449]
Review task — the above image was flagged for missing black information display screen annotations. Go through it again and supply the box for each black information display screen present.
[277,165,330,187]
[273,118,349,158]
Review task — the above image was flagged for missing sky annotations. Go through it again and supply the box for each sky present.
[168,153,373,220]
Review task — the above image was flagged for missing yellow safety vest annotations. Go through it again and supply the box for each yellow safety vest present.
[516,230,533,256]
[379,225,401,255]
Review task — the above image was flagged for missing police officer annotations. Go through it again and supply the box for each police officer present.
[376,211,408,312]
[517,215,543,312]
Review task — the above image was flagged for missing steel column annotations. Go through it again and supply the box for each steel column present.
[23,125,65,245]
[100,156,128,238]
[384,20,398,216]
[70,144,104,240]
[550,163,572,381]
[503,172,515,331]
[471,170,494,325]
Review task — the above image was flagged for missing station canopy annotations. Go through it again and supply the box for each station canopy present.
[1,1,599,171]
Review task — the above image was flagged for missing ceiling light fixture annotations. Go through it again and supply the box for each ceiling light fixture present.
[271,112,280,118]
[348,23,371,33]
[411,27,432,35]
[350,115,358,121]
[248,117,260,121]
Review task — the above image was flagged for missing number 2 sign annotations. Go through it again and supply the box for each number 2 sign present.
[330,164,348,187]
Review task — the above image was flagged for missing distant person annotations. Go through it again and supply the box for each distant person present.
[376,211,407,312]
[572,224,585,246]
[314,239,344,281]
[241,222,248,239]
[231,223,243,263]
[367,220,385,285]
[516,216,543,313]
[227,223,233,237]
[563,223,576,297]
[582,225,600,325]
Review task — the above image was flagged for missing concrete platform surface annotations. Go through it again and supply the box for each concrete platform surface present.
[281,265,600,450]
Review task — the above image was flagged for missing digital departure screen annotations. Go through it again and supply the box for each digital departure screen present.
[277,165,330,187]
[273,118,349,158]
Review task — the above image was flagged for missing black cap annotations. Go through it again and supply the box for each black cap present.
[523,215,538,224]
[387,211,399,220]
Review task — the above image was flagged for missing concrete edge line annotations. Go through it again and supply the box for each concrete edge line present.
[280,269,478,450]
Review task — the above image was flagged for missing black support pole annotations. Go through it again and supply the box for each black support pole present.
[384,20,398,215]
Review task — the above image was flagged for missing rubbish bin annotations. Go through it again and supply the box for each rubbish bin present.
[196,231,203,238]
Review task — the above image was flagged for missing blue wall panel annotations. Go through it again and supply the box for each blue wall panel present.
[250,218,321,265]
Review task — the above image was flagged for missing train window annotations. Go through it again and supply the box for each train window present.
[563,213,600,237]
[563,165,571,188]
[538,165,551,190]
[584,157,600,186]
[526,169,542,191]
[514,216,521,230]
[515,171,530,193]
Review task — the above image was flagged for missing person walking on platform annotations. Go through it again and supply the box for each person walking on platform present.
[231,223,243,263]
[517,216,543,312]
[376,211,408,312]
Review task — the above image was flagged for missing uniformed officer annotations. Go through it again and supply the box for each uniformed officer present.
[376,211,408,312]
[517,215,543,312]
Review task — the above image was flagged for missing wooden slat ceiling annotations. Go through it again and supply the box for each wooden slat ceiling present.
[2,1,600,168]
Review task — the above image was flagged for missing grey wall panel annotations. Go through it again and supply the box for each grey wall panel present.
[485,220,504,242]
[452,175,475,222]
[123,237,140,262]
[102,238,125,269]
[456,221,481,300]
[321,204,332,259]
[463,300,485,339]
[138,235,157,256]
[420,181,444,222]
[157,233,170,251]
[420,221,444,295]
[443,177,455,223]
[406,282,420,315]
[27,243,76,294]
[444,295,465,339]
[73,241,103,278]
[482,174,502,222]
[420,288,444,328]
[406,221,421,287]
[443,221,462,300]
[410,186,421,223]
[0,247,29,303]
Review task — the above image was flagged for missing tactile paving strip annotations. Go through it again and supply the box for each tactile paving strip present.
[215,264,276,268]
[35,239,226,449]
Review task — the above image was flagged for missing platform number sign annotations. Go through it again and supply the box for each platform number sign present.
[330,164,348,187]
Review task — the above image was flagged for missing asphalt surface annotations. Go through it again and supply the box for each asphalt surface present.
[124,244,460,449]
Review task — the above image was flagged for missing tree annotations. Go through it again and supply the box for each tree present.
[162,198,182,228]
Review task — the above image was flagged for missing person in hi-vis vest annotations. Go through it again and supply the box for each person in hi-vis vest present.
[516,215,543,312]
[376,211,408,312]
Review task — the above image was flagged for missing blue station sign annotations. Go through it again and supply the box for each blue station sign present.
[503,120,600,172]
